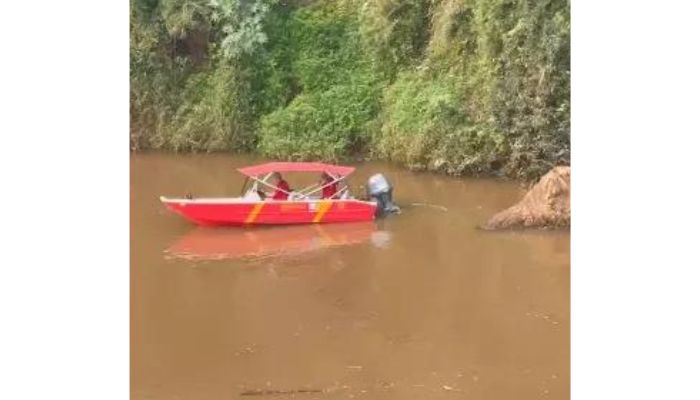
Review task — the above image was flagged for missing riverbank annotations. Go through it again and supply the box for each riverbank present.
[131,0,569,181]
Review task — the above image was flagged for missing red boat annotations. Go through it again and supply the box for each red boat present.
[160,162,397,226]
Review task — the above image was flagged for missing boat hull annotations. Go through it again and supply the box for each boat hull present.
[160,197,377,226]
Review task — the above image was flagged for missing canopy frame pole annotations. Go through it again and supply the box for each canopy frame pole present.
[329,185,349,199]
[251,174,296,199]
[295,183,322,195]
[246,172,347,200]
[239,177,250,196]
[304,173,344,198]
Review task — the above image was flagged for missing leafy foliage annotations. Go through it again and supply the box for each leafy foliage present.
[130,0,570,179]
[373,0,570,178]
[376,70,506,175]
[259,80,381,161]
[358,0,432,78]
[209,0,278,59]
[257,2,382,161]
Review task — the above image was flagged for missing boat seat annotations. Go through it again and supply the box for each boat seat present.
[288,192,307,201]
[243,190,262,202]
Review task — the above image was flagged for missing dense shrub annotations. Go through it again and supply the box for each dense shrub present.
[164,62,256,151]
[256,2,382,161]
[375,0,570,178]
[288,5,367,92]
[259,80,381,161]
[358,0,432,79]
[130,0,570,180]
[376,71,506,175]
[130,0,288,151]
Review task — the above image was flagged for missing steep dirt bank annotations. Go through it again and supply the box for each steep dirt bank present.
[482,166,570,230]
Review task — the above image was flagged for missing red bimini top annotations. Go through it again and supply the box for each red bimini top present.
[237,162,355,178]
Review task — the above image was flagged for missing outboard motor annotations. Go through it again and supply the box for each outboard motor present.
[367,174,400,217]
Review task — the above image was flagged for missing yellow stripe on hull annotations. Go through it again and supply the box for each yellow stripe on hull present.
[245,203,265,224]
[312,200,333,223]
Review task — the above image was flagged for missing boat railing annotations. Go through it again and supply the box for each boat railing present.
[249,172,350,201]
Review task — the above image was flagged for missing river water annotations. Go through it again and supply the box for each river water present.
[131,153,570,400]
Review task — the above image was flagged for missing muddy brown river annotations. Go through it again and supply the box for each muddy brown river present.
[131,153,570,400]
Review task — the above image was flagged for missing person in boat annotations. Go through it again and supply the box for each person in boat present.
[320,172,338,199]
[266,172,291,200]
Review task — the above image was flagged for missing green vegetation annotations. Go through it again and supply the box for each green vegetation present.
[131,0,569,179]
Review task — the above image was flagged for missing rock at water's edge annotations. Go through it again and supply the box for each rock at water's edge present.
[482,166,570,230]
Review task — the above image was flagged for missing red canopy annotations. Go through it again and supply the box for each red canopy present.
[237,162,355,178]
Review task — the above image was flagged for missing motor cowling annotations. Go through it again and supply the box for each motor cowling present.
[367,174,400,217]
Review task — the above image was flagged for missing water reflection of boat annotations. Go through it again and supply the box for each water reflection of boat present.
[165,223,384,261]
